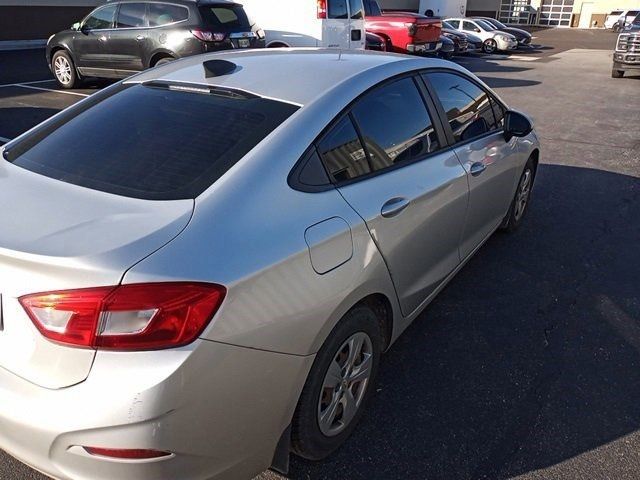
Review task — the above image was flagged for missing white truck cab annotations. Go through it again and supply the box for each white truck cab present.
[240,0,366,49]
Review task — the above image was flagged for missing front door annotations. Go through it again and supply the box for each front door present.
[74,4,118,69]
[423,71,521,259]
[316,76,469,316]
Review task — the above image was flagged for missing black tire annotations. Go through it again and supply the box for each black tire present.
[500,158,536,233]
[612,69,625,78]
[439,51,454,60]
[51,50,81,89]
[154,56,174,67]
[483,39,497,54]
[291,305,383,461]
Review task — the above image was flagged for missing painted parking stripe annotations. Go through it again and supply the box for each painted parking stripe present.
[14,84,89,97]
[0,79,55,89]
[508,55,541,61]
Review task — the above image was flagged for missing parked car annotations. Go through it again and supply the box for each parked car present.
[363,0,442,55]
[439,29,467,57]
[472,16,532,46]
[438,34,455,59]
[607,9,640,31]
[445,17,518,53]
[612,29,640,77]
[442,20,483,53]
[366,31,388,50]
[0,49,539,480]
[46,0,265,89]
[239,0,365,49]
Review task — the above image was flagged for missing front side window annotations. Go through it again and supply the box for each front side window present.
[448,19,460,28]
[147,3,188,26]
[117,2,147,28]
[425,72,498,143]
[328,0,348,19]
[349,0,364,19]
[477,19,497,30]
[351,77,440,172]
[198,5,251,28]
[8,84,298,200]
[363,0,382,16]
[83,5,117,30]
[318,116,370,182]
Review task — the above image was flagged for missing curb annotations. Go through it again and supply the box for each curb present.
[0,40,47,51]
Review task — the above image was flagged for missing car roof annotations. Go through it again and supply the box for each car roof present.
[127,48,451,107]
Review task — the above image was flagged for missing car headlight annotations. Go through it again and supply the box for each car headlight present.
[498,34,510,42]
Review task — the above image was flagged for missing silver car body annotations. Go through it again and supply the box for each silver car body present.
[0,49,539,480]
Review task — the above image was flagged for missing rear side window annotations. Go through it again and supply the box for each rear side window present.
[351,77,440,172]
[148,3,188,26]
[349,0,364,19]
[9,84,298,200]
[425,72,498,143]
[448,19,460,28]
[318,116,370,182]
[198,5,251,28]
[83,5,117,30]
[328,0,348,19]
[117,2,147,28]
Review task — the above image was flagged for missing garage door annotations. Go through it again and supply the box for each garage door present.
[538,0,574,26]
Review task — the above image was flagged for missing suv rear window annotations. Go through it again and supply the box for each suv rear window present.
[198,5,251,28]
[8,84,298,200]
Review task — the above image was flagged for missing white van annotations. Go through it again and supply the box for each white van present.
[240,0,366,49]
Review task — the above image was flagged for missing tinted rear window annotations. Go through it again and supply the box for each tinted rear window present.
[9,84,298,200]
[198,5,251,28]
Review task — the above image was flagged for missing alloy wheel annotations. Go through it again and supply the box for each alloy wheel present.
[514,168,532,221]
[317,332,373,437]
[54,56,72,85]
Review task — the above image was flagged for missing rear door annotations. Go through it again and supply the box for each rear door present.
[423,71,521,259]
[317,75,469,316]
[107,2,148,73]
[324,0,350,48]
[348,0,366,49]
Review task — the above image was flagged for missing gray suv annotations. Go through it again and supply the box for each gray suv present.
[46,0,265,88]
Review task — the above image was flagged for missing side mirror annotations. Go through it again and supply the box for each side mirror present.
[71,22,81,31]
[504,110,533,141]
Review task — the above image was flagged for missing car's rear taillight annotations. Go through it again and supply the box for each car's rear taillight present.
[317,0,327,19]
[191,29,226,42]
[19,283,226,351]
[407,23,417,37]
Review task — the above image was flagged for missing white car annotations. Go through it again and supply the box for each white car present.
[445,18,518,53]
[606,9,640,30]
[239,0,366,49]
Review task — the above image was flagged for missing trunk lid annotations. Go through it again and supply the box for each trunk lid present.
[0,160,193,389]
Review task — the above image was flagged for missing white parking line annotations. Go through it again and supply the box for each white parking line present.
[0,136,12,143]
[14,84,89,97]
[0,79,55,89]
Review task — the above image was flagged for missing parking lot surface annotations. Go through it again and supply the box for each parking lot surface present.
[1,28,639,480]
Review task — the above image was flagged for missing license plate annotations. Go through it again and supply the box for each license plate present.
[239,38,250,48]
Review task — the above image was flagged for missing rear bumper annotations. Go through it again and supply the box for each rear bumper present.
[0,340,313,480]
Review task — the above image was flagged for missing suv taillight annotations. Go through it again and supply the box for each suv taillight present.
[20,283,226,351]
[407,23,418,37]
[191,29,226,42]
[317,0,327,19]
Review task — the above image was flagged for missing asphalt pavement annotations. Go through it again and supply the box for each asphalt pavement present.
[1,28,639,480]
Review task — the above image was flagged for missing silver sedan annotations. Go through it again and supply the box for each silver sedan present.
[0,49,539,480]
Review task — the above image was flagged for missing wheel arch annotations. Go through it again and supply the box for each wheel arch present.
[267,41,291,48]
[148,50,175,68]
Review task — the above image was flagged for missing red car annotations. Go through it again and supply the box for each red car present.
[363,0,442,55]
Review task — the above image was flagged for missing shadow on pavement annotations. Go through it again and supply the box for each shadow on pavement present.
[285,164,640,480]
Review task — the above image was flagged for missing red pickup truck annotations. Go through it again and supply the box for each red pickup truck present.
[363,0,442,54]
